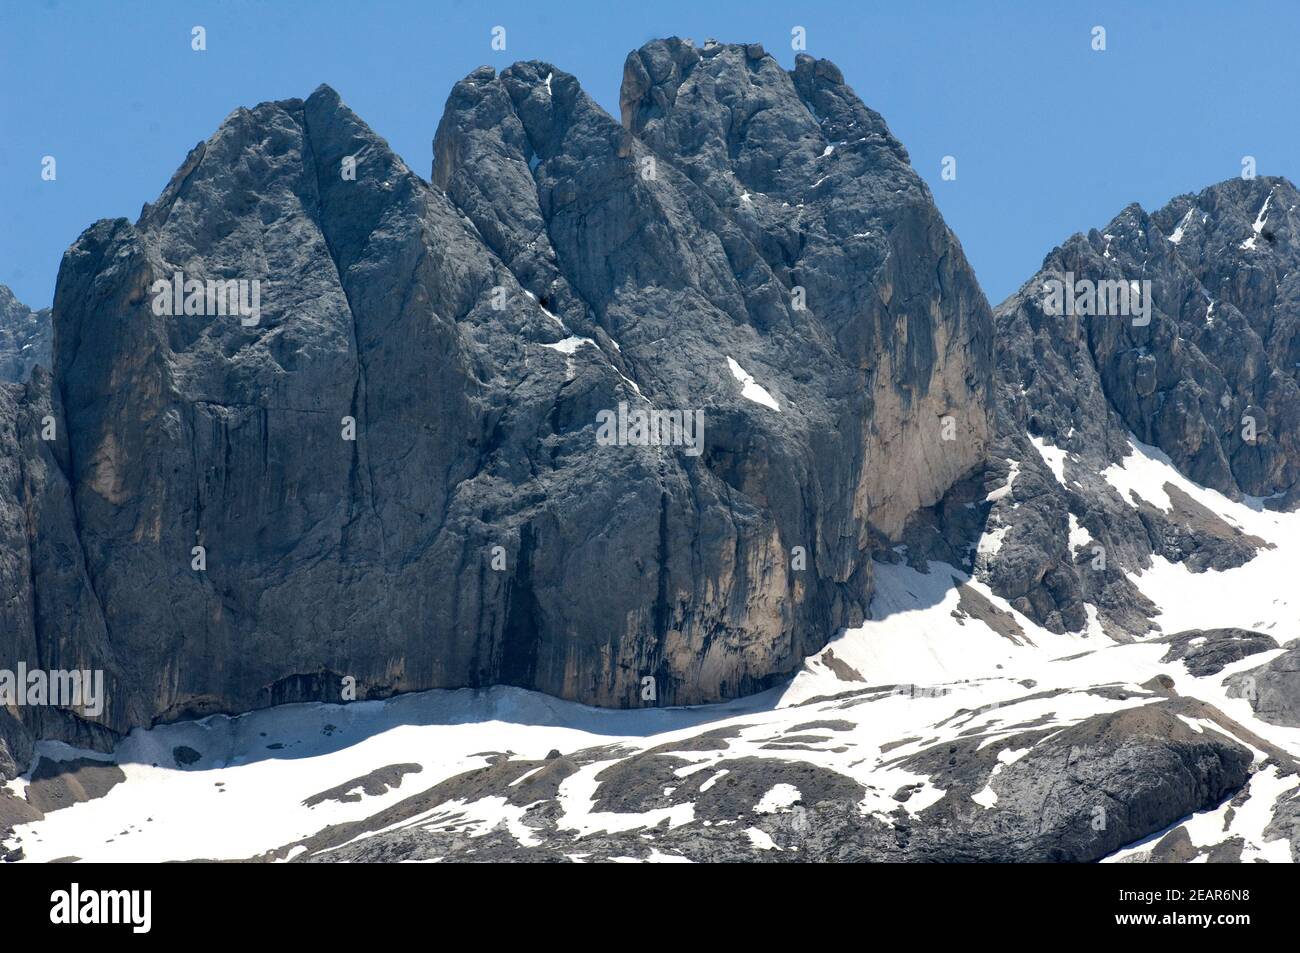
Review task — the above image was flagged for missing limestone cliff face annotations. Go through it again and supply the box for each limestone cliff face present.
[618,41,992,538]
[0,39,992,760]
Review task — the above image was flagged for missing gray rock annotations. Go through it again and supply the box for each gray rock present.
[1003,177,1300,502]
[1147,825,1198,863]
[0,285,51,383]
[23,756,126,814]
[1157,628,1278,677]
[619,41,993,538]
[0,40,1292,866]
[1263,785,1300,861]
[977,176,1300,637]
[1225,642,1300,727]
[0,42,991,755]
[302,763,422,806]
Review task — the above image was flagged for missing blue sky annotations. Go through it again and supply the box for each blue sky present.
[2,0,1296,309]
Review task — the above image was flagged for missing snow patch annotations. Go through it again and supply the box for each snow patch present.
[985,459,1021,502]
[542,336,593,355]
[726,357,781,410]
[754,784,801,814]
[1240,186,1276,251]
[1168,208,1195,245]
[1029,436,1070,484]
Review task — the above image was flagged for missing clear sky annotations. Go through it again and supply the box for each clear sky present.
[2,0,1296,310]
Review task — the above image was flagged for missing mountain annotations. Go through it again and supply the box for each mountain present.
[1,38,1297,866]
[0,286,51,383]
[0,40,989,766]
[980,177,1300,641]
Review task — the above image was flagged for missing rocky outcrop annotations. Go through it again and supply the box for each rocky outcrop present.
[0,39,991,760]
[977,176,1300,636]
[1,367,121,767]
[1157,628,1278,677]
[1264,785,1300,862]
[1226,641,1300,727]
[1001,177,1300,502]
[0,285,51,383]
[6,34,1299,867]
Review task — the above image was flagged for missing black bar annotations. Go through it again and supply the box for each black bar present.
[3,861,1277,939]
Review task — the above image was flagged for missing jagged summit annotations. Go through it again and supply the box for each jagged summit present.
[4,37,1300,869]
[997,173,1300,501]
[971,173,1300,644]
[1006,175,1298,305]
[622,38,908,169]
[0,38,992,773]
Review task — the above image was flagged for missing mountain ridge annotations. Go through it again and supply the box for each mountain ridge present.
[2,37,1299,867]
[0,40,990,769]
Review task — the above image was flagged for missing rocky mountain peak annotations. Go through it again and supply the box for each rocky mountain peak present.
[3,34,1299,871]
[1,40,994,766]
[621,38,913,212]
[999,174,1300,505]
[974,174,1300,644]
